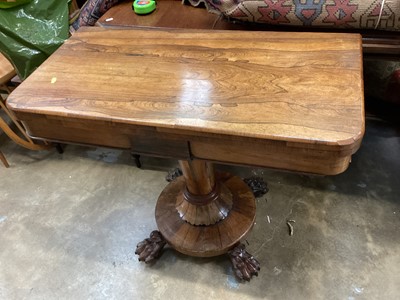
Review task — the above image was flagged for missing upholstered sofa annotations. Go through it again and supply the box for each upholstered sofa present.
[186,0,398,31]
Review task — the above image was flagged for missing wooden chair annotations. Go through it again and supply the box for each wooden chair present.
[0,53,50,168]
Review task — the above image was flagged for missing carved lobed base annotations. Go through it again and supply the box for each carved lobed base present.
[155,172,256,257]
[136,162,260,281]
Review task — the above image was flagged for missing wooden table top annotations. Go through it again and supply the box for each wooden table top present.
[8,27,364,147]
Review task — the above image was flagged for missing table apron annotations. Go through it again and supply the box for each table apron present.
[17,112,359,175]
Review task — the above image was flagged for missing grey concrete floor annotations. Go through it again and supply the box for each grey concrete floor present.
[0,117,399,299]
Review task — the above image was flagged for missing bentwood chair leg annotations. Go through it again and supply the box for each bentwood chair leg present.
[0,98,33,143]
[0,150,9,168]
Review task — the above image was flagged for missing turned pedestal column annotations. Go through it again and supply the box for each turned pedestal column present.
[155,160,256,257]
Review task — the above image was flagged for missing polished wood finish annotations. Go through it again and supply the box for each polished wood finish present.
[176,183,233,225]
[179,160,215,195]
[97,0,399,58]
[176,160,233,226]
[6,27,364,276]
[156,171,256,257]
[7,27,364,175]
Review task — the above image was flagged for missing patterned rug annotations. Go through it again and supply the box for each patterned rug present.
[187,0,400,31]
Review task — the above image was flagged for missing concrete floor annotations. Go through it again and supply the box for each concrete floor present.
[0,116,399,299]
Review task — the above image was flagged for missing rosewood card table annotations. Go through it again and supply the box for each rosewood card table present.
[7,27,364,281]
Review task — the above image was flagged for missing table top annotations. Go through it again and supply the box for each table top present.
[8,27,364,147]
[97,1,400,59]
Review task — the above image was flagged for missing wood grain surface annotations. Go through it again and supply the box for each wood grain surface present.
[179,160,215,195]
[97,0,399,58]
[0,53,15,84]
[176,160,233,226]
[156,172,256,257]
[7,27,365,174]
